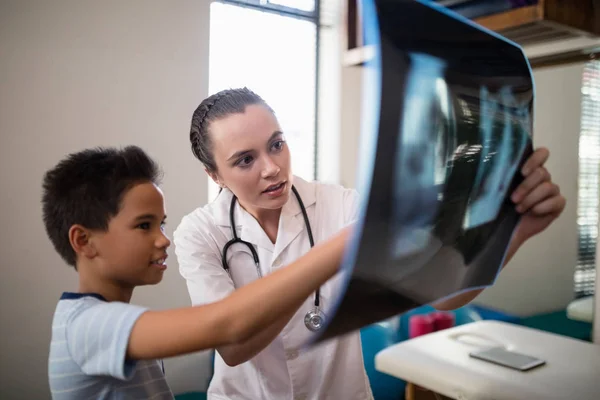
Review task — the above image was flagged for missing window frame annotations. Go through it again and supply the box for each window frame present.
[220,0,318,19]
[215,0,321,181]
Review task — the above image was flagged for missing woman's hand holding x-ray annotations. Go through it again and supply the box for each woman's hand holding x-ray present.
[434,147,564,311]
[510,146,566,246]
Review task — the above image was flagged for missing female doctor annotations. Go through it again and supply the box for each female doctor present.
[174,88,565,400]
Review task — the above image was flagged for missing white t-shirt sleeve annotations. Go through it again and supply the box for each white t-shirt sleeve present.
[174,211,235,306]
[66,300,147,380]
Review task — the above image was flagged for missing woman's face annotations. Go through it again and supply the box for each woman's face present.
[208,104,293,213]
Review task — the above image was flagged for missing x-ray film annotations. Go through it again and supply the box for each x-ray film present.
[314,0,533,343]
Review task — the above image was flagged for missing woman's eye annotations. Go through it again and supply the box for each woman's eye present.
[137,222,151,230]
[272,140,284,151]
[236,155,254,167]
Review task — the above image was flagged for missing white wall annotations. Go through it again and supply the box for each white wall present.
[339,58,584,316]
[0,0,213,398]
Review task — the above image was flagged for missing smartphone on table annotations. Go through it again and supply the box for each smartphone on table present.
[469,346,546,371]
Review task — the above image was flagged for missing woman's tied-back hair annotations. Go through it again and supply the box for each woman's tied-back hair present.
[190,87,274,172]
[41,146,162,268]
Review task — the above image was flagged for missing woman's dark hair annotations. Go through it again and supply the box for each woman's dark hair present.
[190,87,274,172]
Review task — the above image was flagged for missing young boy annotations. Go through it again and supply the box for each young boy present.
[44,146,349,399]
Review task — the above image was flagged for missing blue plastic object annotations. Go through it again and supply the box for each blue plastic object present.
[360,320,406,400]
[470,304,521,324]
[361,305,481,399]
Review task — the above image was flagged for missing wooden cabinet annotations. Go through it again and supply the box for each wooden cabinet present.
[474,0,600,46]
[343,0,600,67]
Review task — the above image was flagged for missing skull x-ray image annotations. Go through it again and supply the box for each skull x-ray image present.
[313,0,534,343]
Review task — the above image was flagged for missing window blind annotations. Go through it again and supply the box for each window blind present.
[575,59,600,297]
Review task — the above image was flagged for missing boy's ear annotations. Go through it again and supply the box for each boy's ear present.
[68,225,97,260]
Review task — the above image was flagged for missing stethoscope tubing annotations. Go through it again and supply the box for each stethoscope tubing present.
[221,185,320,308]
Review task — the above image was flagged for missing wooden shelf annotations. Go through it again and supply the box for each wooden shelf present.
[342,0,600,67]
[474,0,600,47]
[474,5,544,32]
[342,0,362,55]
[342,45,375,67]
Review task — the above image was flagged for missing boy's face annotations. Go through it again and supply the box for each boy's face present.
[92,182,170,287]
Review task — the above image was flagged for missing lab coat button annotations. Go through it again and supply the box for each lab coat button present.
[272,256,281,268]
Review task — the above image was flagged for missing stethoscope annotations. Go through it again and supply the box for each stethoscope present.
[221,185,325,332]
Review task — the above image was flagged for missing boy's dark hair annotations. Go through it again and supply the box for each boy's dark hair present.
[42,145,162,268]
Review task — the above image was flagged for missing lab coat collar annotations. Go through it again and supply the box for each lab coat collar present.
[212,176,316,254]
[212,189,273,251]
[281,175,316,218]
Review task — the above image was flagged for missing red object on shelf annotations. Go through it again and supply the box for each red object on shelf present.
[409,314,435,338]
[431,311,455,331]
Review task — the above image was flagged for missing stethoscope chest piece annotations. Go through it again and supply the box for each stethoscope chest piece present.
[304,307,325,332]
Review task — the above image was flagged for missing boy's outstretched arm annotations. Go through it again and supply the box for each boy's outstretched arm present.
[126,226,350,360]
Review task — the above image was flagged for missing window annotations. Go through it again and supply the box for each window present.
[207,0,319,199]
[575,58,600,298]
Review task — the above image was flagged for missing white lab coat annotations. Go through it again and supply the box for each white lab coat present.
[174,176,373,400]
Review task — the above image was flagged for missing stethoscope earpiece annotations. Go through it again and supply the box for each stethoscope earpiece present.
[222,185,324,332]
